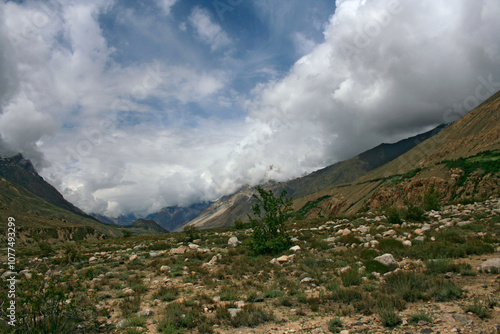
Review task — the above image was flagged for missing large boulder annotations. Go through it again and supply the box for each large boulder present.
[228,236,241,247]
[374,253,397,267]
[480,258,500,273]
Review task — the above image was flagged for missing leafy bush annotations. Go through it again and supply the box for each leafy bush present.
[248,186,293,255]
[328,317,343,333]
[401,204,426,222]
[386,208,402,225]
[377,307,402,327]
[2,273,102,333]
[409,312,433,324]
[464,297,494,319]
[340,268,362,287]
[183,225,200,242]
[423,186,441,211]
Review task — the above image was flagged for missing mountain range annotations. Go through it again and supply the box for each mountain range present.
[1,90,499,242]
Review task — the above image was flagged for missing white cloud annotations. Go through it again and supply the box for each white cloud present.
[156,0,178,16]
[188,7,231,51]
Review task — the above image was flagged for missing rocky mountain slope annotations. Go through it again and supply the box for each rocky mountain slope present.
[183,125,446,231]
[146,202,211,231]
[295,90,500,218]
[0,153,92,218]
[130,219,169,234]
[0,177,122,245]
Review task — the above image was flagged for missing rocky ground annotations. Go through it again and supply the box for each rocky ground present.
[2,198,500,334]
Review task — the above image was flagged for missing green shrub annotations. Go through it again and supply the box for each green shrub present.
[377,307,402,327]
[158,302,206,331]
[328,317,343,333]
[386,208,402,225]
[8,274,101,333]
[183,225,200,242]
[153,286,179,302]
[409,312,433,324]
[401,204,426,222]
[423,186,441,211]
[248,186,293,255]
[340,268,362,287]
[464,297,494,319]
[229,304,274,328]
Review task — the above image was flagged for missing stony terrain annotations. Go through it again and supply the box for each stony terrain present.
[2,198,500,334]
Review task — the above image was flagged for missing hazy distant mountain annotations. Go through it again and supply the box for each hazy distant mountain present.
[130,218,169,234]
[146,202,211,231]
[182,125,446,230]
[91,213,138,226]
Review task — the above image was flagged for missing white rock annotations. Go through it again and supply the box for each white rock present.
[129,254,137,261]
[480,258,500,273]
[277,255,289,262]
[150,252,158,258]
[374,253,397,266]
[89,256,98,263]
[301,277,313,283]
[228,236,241,247]
[383,229,397,237]
[228,308,242,318]
[122,288,134,295]
[402,240,412,247]
[160,265,171,273]
[290,245,301,252]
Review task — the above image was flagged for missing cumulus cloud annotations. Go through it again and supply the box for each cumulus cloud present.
[188,7,231,51]
[1,0,499,218]
[246,0,500,162]
[156,0,178,16]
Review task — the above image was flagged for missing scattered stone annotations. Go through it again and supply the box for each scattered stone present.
[170,245,189,255]
[456,221,472,227]
[129,254,137,261]
[453,314,471,324]
[133,244,143,250]
[301,277,313,284]
[228,308,242,318]
[480,258,500,273]
[149,252,158,258]
[137,309,154,317]
[228,236,241,247]
[188,243,200,250]
[254,294,264,302]
[374,253,397,266]
[212,296,221,303]
[205,255,218,266]
[383,229,397,237]
[277,255,289,263]
[160,265,171,273]
[290,245,301,252]
[402,240,412,247]
[235,301,246,308]
[89,256,98,263]
[116,319,128,329]
[414,236,425,242]
[340,330,349,334]
[122,288,134,295]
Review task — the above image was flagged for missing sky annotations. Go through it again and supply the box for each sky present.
[0,0,499,218]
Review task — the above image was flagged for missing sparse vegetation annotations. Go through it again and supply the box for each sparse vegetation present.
[248,186,293,255]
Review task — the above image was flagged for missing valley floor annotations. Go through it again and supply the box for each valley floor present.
[1,198,500,334]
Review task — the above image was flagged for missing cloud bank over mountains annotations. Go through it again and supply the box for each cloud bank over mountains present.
[0,0,499,217]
